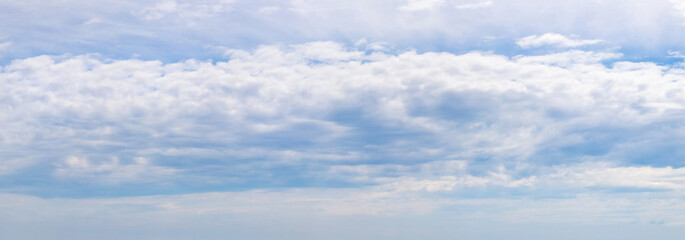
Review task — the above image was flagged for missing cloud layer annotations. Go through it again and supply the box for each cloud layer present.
[2,0,685,62]
[4,0,685,237]
[3,42,685,198]
[516,33,602,48]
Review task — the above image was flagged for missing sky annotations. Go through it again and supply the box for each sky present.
[3,0,685,239]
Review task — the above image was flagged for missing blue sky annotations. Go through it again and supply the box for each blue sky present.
[3,0,685,239]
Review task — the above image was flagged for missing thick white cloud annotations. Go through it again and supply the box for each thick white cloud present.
[2,41,685,189]
[134,0,236,21]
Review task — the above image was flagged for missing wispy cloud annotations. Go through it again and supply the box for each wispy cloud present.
[133,0,235,21]
[0,158,34,176]
[0,41,11,50]
[1,0,683,62]
[398,0,446,11]
[669,0,685,19]
[455,0,493,9]
[0,41,12,56]
[516,33,603,48]
[54,156,177,184]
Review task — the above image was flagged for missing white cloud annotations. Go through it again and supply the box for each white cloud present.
[292,41,364,62]
[83,18,103,25]
[381,174,536,192]
[0,41,11,54]
[3,42,685,191]
[514,50,621,66]
[134,0,235,21]
[135,0,179,20]
[0,41,11,49]
[516,33,603,48]
[288,0,330,15]
[544,163,685,190]
[54,156,177,184]
[455,0,493,9]
[325,160,685,194]
[3,0,685,64]
[668,50,685,58]
[6,159,685,239]
[329,161,685,192]
[4,162,685,228]
[398,0,446,11]
[258,6,279,14]
[670,0,685,19]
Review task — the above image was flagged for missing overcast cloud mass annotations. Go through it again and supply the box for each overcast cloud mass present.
[3,0,685,239]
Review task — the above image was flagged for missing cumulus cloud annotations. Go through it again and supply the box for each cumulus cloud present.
[516,33,603,48]
[5,0,685,238]
[3,42,685,196]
